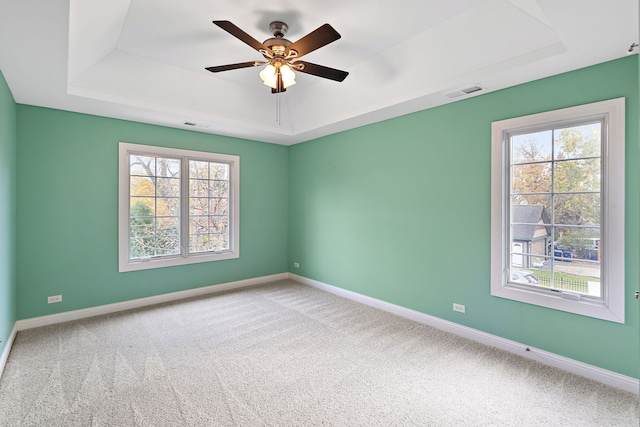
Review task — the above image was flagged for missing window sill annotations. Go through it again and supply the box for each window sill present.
[491,283,624,323]
[119,250,239,272]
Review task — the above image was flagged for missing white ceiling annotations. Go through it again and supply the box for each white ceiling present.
[0,0,637,145]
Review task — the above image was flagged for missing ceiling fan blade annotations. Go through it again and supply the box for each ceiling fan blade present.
[213,20,270,53]
[287,24,341,58]
[205,61,265,73]
[295,61,349,82]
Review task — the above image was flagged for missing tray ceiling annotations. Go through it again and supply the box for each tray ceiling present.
[0,0,637,145]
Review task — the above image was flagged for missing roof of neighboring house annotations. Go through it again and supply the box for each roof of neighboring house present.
[512,205,551,241]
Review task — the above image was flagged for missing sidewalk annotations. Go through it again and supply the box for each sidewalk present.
[553,261,600,279]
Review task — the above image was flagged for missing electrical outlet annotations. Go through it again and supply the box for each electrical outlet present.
[47,295,62,304]
[293,262,300,268]
[453,303,465,313]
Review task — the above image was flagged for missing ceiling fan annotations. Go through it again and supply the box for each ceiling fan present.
[205,20,349,93]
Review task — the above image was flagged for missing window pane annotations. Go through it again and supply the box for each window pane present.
[130,237,155,258]
[511,204,552,259]
[554,194,600,226]
[510,238,550,269]
[511,131,552,164]
[187,161,231,254]
[511,194,552,214]
[210,233,229,251]
[157,217,179,237]
[510,265,542,284]
[157,177,180,197]
[554,123,601,160]
[190,197,209,215]
[130,155,155,176]
[130,176,155,197]
[556,226,600,259]
[130,218,154,238]
[190,234,209,253]
[210,180,229,198]
[210,198,229,215]
[568,248,601,264]
[551,267,598,297]
[512,163,551,193]
[156,197,180,217]
[554,159,600,192]
[190,215,208,235]
[128,154,181,260]
[190,161,208,179]
[157,158,180,178]
[210,163,229,180]
[509,261,599,297]
[155,237,180,255]
[130,197,155,216]
[540,269,593,295]
[209,215,229,233]
[190,179,208,197]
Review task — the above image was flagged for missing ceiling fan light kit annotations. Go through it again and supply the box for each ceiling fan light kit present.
[260,63,296,89]
[206,20,348,94]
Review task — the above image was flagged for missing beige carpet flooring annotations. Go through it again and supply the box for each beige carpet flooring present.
[0,279,638,426]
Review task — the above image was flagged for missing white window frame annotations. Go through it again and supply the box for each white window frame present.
[491,98,625,323]
[118,142,240,272]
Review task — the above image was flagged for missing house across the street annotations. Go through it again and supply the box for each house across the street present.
[512,205,551,268]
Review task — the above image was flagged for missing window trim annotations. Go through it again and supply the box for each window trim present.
[490,98,625,323]
[118,142,240,272]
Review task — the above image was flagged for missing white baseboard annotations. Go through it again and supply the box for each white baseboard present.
[289,273,640,395]
[0,323,17,380]
[16,273,288,332]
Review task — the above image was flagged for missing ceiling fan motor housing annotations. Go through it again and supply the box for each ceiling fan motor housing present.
[264,22,292,56]
[269,21,288,37]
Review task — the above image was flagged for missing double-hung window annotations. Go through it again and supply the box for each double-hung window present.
[119,142,239,272]
[491,98,625,322]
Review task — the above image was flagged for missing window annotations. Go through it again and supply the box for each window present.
[491,98,625,323]
[119,142,239,272]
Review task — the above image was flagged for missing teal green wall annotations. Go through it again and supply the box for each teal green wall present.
[16,107,289,319]
[9,56,639,380]
[288,56,640,378]
[0,69,17,357]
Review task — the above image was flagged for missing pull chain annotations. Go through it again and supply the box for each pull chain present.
[276,93,281,125]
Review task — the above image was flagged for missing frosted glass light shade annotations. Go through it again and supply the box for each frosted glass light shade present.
[259,64,296,89]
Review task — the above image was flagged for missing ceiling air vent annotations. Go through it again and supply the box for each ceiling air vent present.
[183,121,210,129]
[445,84,485,99]
[462,85,484,94]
